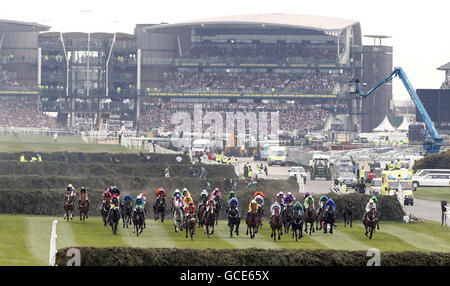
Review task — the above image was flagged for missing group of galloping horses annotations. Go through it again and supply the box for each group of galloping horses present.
[63,191,89,223]
[64,191,380,240]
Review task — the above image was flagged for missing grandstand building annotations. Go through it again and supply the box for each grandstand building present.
[0,14,394,136]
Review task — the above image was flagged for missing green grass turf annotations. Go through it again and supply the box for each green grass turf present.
[413,187,450,202]
[1,215,449,266]
[0,135,135,153]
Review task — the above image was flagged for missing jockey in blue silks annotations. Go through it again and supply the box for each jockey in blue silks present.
[227,197,240,217]
[325,198,336,212]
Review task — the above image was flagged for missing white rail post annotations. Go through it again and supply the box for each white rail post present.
[49,220,58,266]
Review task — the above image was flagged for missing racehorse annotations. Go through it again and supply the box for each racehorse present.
[323,207,336,234]
[246,204,259,239]
[109,206,121,235]
[364,208,377,239]
[173,201,184,233]
[153,196,166,223]
[282,204,293,234]
[270,206,283,242]
[101,200,110,226]
[132,209,145,236]
[64,193,74,222]
[204,204,215,237]
[197,203,206,227]
[121,199,133,228]
[303,205,316,236]
[227,205,240,238]
[343,201,354,227]
[185,213,196,241]
[291,207,303,241]
[316,206,325,231]
[214,195,221,225]
[78,193,89,223]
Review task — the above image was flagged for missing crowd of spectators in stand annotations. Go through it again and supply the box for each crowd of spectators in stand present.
[0,69,20,87]
[162,71,345,93]
[0,97,57,128]
[182,42,342,62]
[441,80,450,89]
[139,100,334,132]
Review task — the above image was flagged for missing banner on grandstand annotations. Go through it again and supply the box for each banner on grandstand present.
[0,87,39,96]
[147,91,337,99]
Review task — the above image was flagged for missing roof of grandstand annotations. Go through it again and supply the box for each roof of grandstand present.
[437,62,450,70]
[0,19,50,32]
[143,13,359,33]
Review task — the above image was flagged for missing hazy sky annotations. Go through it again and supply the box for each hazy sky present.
[1,0,449,100]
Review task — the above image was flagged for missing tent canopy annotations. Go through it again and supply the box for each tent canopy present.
[396,118,410,131]
[373,116,396,132]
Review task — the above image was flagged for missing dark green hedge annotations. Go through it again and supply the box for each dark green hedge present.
[0,161,236,179]
[0,152,190,165]
[55,247,450,266]
[413,150,450,171]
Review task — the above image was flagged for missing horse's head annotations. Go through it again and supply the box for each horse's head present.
[274,206,280,216]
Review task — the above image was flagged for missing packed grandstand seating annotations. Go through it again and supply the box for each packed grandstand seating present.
[162,71,349,93]
[0,97,57,128]
[138,99,345,132]
[182,41,343,62]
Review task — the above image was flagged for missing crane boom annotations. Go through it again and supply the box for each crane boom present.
[352,67,442,154]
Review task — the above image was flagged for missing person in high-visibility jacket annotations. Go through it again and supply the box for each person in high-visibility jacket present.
[37,154,42,162]
[227,157,233,165]
[19,154,26,162]
[388,162,394,171]
[216,153,222,164]
[30,156,37,162]
[222,155,228,164]
[396,161,402,170]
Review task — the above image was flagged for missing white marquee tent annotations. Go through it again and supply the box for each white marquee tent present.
[373,116,396,132]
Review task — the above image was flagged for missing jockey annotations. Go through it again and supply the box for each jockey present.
[156,187,166,200]
[211,187,222,200]
[363,199,377,222]
[110,195,120,209]
[78,187,89,208]
[102,190,112,204]
[228,190,237,200]
[172,193,184,211]
[283,192,295,206]
[370,196,379,207]
[246,199,260,220]
[137,193,147,208]
[172,189,181,198]
[185,201,196,225]
[304,193,315,211]
[67,184,76,197]
[185,200,196,217]
[254,194,264,206]
[226,197,239,217]
[293,201,304,216]
[253,191,265,202]
[133,196,146,228]
[319,195,329,210]
[325,198,336,212]
[182,188,189,198]
[111,185,120,200]
[199,190,209,207]
[202,198,216,221]
[121,193,134,207]
[270,200,282,219]
[183,192,193,206]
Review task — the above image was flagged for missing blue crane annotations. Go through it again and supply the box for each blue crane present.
[350,67,442,155]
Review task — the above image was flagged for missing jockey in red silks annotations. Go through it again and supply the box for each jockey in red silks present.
[156,187,166,199]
